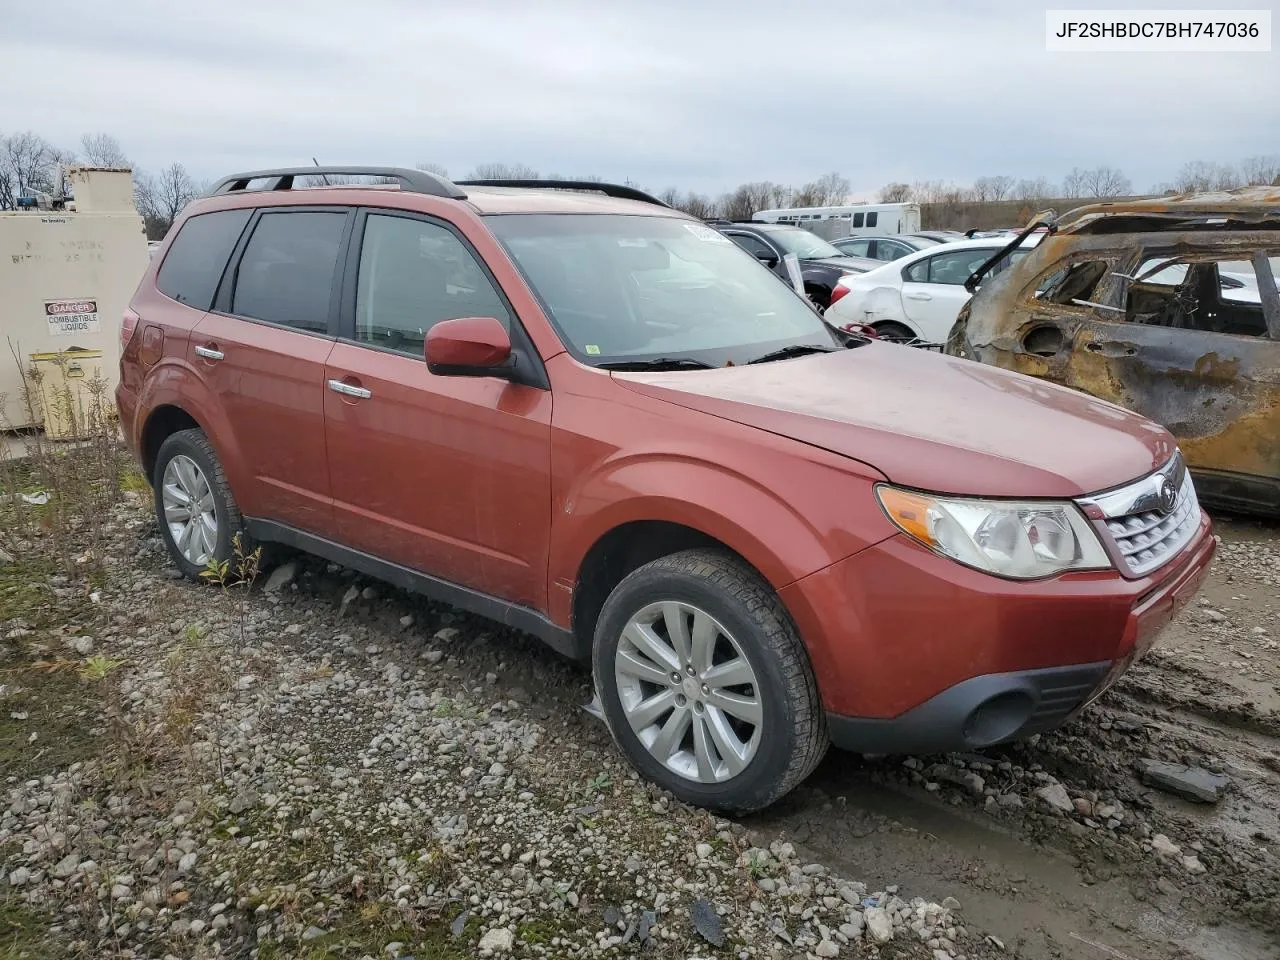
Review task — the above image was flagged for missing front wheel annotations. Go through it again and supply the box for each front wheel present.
[593,550,827,813]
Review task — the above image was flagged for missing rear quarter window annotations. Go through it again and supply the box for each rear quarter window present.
[156,209,253,309]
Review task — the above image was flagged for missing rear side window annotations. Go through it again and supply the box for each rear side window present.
[907,248,1000,285]
[852,213,864,228]
[231,212,346,333]
[867,212,879,228]
[156,209,252,309]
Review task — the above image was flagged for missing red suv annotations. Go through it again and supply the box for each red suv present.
[118,167,1215,813]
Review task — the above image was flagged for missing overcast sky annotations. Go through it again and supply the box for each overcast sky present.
[1,0,1275,197]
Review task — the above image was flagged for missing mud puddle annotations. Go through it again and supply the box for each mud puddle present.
[744,763,1276,960]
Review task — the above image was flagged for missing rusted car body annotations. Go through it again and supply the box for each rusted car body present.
[948,188,1280,516]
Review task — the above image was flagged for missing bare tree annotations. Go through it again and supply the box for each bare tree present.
[1240,155,1280,187]
[467,162,540,179]
[1078,165,1132,197]
[1012,177,1053,202]
[717,181,793,220]
[1060,167,1086,198]
[878,182,913,203]
[0,131,63,209]
[1172,160,1241,193]
[679,193,716,219]
[415,161,449,177]
[135,162,197,238]
[798,171,849,206]
[971,175,1015,202]
[911,179,966,204]
[80,133,129,168]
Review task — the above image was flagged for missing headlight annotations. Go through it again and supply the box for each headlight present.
[875,485,1111,579]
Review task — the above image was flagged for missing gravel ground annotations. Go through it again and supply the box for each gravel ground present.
[2,492,1277,960]
[2,493,976,959]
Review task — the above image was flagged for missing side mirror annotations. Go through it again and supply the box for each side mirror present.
[756,251,779,268]
[425,317,512,377]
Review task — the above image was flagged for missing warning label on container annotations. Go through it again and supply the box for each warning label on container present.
[45,299,99,336]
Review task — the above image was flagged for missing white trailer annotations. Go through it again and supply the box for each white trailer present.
[753,202,922,238]
[0,167,149,430]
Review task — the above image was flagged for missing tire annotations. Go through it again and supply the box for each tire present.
[873,320,916,343]
[153,428,250,581]
[805,286,831,311]
[592,549,827,813]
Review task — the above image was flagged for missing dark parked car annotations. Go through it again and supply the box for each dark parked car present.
[708,221,877,308]
[832,234,939,262]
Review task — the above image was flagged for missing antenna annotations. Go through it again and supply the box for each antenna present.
[311,157,331,187]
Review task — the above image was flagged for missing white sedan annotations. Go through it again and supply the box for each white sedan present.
[824,236,1041,343]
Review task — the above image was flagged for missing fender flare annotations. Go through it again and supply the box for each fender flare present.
[135,358,250,504]
[551,453,840,603]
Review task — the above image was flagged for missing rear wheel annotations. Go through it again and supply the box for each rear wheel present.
[593,549,827,813]
[153,428,249,580]
[873,320,916,343]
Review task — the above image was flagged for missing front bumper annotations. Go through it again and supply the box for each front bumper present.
[827,661,1110,754]
[782,513,1215,755]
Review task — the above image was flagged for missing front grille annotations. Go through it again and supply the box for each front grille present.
[1077,454,1201,577]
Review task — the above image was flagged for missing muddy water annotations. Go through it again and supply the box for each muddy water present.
[744,763,1276,960]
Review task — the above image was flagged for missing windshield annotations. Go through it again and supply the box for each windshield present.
[766,228,845,260]
[488,214,837,366]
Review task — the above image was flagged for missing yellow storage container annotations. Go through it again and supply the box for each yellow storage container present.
[28,348,107,440]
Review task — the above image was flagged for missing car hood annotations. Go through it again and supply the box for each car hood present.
[806,256,877,273]
[612,345,1174,498]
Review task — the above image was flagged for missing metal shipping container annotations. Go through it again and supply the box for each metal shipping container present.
[0,167,149,430]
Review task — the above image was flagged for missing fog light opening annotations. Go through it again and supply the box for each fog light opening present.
[963,691,1035,747]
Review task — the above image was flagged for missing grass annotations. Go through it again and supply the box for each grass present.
[0,894,67,960]
[118,467,150,497]
[0,562,105,780]
[254,904,481,960]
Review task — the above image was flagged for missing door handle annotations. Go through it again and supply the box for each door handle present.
[328,379,372,399]
[194,345,224,361]
[904,292,932,302]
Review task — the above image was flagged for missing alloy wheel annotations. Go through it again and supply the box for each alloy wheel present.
[614,600,763,783]
[161,454,218,567]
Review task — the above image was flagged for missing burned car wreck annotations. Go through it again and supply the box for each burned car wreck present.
[947,188,1280,516]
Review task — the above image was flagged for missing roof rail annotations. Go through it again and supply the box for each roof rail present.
[455,179,669,208]
[204,166,467,199]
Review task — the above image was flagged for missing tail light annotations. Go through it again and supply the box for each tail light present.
[120,308,140,350]
[842,321,879,339]
[828,282,851,306]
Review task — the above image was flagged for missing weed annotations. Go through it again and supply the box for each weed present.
[744,848,770,878]
[0,341,127,580]
[202,532,261,646]
[583,771,612,795]
[78,654,125,681]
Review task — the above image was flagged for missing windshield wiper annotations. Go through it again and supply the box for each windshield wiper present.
[746,344,837,364]
[597,357,715,371]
